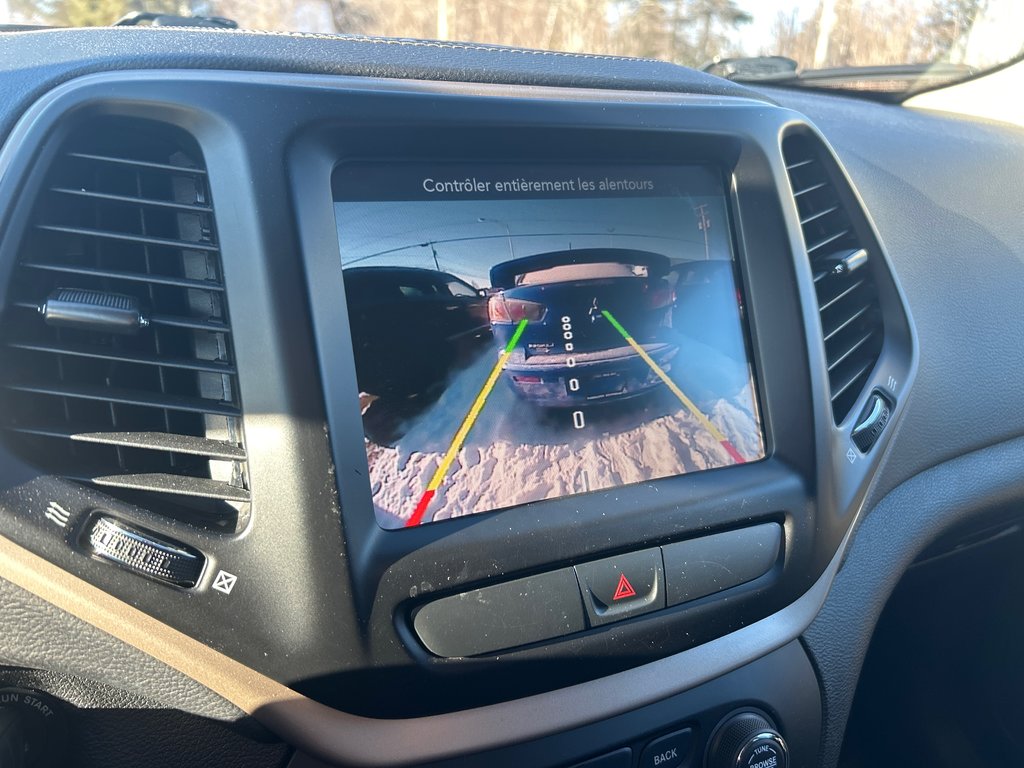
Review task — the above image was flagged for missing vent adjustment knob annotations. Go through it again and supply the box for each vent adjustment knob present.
[852,391,892,453]
[706,711,788,768]
[39,288,148,334]
[83,516,205,588]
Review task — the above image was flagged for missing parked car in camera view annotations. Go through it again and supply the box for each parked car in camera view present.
[343,266,491,400]
[670,258,747,356]
[488,248,678,407]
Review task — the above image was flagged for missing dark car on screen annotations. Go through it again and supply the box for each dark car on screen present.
[343,266,491,400]
[488,249,678,407]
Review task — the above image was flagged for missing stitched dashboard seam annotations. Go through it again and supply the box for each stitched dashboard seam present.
[83,26,670,66]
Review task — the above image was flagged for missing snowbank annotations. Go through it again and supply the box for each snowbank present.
[366,350,763,528]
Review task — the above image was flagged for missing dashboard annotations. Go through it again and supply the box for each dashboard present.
[0,26,1021,768]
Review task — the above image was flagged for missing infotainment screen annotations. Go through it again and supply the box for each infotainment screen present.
[334,164,765,529]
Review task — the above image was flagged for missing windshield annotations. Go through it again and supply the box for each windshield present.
[3,0,1022,92]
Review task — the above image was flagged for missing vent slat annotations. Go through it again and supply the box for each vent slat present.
[818,277,867,313]
[784,132,883,424]
[92,473,250,503]
[792,181,828,198]
[6,381,239,417]
[800,205,840,226]
[822,303,872,343]
[7,339,235,374]
[67,151,207,176]
[2,119,248,522]
[4,427,244,460]
[23,262,225,292]
[148,314,231,334]
[36,224,219,253]
[827,329,877,373]
[51,187,213,213]
[806,228,851,255]
[72,431,245,459]
[830,359,875,403]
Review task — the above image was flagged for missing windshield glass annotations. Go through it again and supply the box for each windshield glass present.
[3,0,1022,91]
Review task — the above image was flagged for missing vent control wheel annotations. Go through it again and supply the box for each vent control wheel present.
[706,710,787,768]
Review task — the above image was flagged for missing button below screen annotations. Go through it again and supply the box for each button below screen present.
[574,548,665,626]
[639,727,693,768]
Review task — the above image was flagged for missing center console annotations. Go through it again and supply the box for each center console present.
[297,80,906,720]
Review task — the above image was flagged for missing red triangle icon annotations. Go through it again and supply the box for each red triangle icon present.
[612,573,637,601]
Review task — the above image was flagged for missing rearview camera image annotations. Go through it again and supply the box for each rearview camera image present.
[334,164,765,529]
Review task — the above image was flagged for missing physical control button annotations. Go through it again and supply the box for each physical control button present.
[661,524,781,607]
[571,748,632,768]
[707,711,788,768]
[413,568,585,657]
[639,727,693,768]
[83,515,205,588]
[574,548,665,626]
[852,391,892,452]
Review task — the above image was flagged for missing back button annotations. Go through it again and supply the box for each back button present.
[639,727,693,768]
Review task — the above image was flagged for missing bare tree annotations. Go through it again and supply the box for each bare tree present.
[325,0,373,34]
[686,0,751,65]
[914,0,985,61]
[610,0,670,59]
[11,0,178,25]
[608,0,749,65]
[25,0,960,75]
[764,6,819,64]
[769,0,930,69]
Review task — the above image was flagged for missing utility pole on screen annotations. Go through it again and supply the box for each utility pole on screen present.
[695,204,711,260]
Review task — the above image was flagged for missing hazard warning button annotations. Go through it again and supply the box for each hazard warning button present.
[574,548,665,627]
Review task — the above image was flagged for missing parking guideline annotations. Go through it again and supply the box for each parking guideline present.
[405,318,529,527]
[601,309,746,465]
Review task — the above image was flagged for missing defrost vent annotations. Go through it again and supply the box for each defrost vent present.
[0,117,249,524]
[783,132,884,424]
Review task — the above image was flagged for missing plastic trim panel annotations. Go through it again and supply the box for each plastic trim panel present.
[0,526,837,767]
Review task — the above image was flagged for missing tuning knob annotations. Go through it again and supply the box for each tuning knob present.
[706,710,788,768]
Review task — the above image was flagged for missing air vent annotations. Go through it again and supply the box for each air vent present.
[0,117,248,526]
[783,133,884,424]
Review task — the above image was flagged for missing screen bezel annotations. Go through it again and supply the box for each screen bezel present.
[331,161,767,530]
[291,91,832,714]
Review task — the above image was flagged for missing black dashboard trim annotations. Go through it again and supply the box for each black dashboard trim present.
[0,69,918,766]
[0,523,838,766]
[0,27,767,148]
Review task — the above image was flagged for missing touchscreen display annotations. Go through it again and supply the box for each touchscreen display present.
[334,164,765,529]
